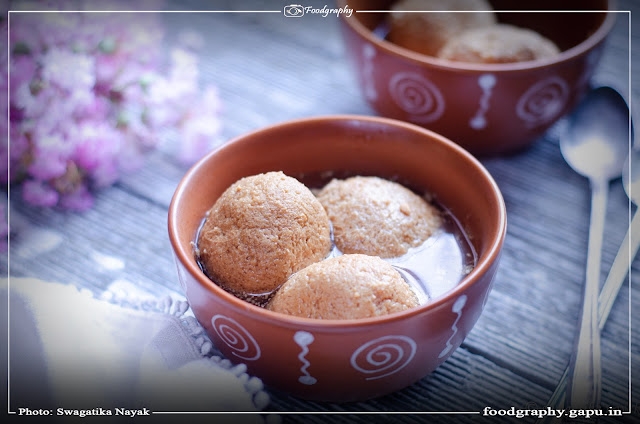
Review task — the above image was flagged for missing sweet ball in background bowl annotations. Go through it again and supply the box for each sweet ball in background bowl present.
[387,0,497,57]
[168,115,506,401]
[338,0,615,155]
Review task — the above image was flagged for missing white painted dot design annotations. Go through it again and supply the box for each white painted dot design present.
[469,73,497,130]
[438,295,467,359]
[350,335,417,380]
[362,43,377,101]
[293,331,317,385]
[388,72,445,123]
[211,314,261,361]
[516,76,569,128]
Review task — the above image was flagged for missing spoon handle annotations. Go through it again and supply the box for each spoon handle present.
[567,178,607,409]
[536,210,638,423]
[599,210,640,321]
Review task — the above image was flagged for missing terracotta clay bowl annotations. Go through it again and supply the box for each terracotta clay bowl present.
[168,115,507,402]
[338,0,615,155]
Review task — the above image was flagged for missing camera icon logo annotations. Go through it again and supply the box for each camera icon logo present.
[284,4,305,17]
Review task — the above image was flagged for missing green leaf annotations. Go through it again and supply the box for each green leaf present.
[12,42,31,55]
[98,36,117,54]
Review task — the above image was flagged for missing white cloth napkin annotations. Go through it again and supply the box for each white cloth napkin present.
[1,277,270,421]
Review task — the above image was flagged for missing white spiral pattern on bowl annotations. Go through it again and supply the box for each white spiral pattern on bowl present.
[350,335,417,380]
[388,72,445,123]
[211,314,261,361]
[516,76,569,128]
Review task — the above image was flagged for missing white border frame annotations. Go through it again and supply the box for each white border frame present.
[3,5,633,418]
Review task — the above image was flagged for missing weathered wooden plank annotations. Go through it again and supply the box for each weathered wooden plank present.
[267,347,549,423]
[5,187,180,298]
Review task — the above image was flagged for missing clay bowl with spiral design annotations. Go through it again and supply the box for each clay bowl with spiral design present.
[168,115,506,401]
[338,0,615,155]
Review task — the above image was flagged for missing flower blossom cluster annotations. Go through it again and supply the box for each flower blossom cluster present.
[1,0,223,215]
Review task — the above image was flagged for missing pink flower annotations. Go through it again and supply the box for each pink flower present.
[41,48,96,92]
[59,185,93,211]
[179,117,222,165]
[5,4,222,214]
[9,55,35,99]
[0,200,7,252]
[68,121,122,188]
[178,87,223,164]
[144,76,177,128]
[70,122,120,171]
[13,83,49,120]
[10,15,45,55]
[0,201,7,239]
[169,48,199,84]
[199,85,223,116]
[1,128,29,184]
[89,160,119,188]
[115,137,146,173]
[22,180,59,207]
[121,111,157,150]
[95,53,124,86]
[74,95,110,121]
[27,134,71,180]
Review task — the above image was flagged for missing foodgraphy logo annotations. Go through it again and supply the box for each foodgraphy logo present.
[283,4,353,18]
[283,4,305,17]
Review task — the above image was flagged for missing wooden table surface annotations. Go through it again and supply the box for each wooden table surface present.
[4,0,639,422]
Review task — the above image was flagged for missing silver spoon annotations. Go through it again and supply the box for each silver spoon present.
[538,123,635,422]
[559,86,630,409]
[599,147,639,321]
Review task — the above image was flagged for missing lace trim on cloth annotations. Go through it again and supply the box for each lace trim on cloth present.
[96,289,271,411]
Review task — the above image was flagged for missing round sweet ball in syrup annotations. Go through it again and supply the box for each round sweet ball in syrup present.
[438,23,561,63]
[197,171,332,295]
[267,254,419,319]
[387,0,496,57]
[316,176,442,258]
